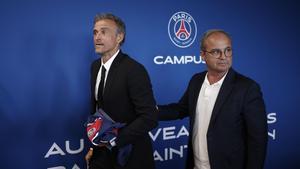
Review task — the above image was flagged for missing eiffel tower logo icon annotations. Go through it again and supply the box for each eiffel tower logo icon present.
[176,19,190,40]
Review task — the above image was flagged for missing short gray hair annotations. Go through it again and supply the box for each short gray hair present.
[94,13,126,45]
[200,29,232,51]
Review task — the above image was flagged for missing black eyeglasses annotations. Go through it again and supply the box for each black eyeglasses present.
[203,47,233,58]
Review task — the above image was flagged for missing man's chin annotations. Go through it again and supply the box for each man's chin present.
[95,50,104,55]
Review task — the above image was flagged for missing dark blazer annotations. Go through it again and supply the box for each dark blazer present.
[159,68,268,169]
[90,51,158,169]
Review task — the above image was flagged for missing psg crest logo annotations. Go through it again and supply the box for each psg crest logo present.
[168,11,197,48]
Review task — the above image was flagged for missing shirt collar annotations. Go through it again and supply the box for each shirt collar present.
[101,49,120,70]
[204,71,228,86]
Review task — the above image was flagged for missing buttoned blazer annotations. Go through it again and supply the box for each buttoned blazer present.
[159,68,268,169]
[90,51,158,169]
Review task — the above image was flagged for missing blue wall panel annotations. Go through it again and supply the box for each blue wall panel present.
[0,0,299,168]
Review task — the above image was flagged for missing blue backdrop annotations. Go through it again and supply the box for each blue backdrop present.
[1,0,299,168]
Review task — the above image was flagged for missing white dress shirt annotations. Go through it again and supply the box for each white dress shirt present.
[95,50,120,100]
[193,72,227,169]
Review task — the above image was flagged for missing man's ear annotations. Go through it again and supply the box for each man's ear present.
[116,33,124,44]
[201,51,206,61]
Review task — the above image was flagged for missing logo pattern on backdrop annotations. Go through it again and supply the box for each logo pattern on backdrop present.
[168,11,197,48]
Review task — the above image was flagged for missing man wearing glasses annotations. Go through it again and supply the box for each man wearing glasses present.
[158,29,268,169]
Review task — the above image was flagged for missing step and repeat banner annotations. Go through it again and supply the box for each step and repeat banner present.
[0,0,299,168]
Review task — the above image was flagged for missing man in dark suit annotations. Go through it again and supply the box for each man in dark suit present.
[159,29,268,169]
[86,13,158,169]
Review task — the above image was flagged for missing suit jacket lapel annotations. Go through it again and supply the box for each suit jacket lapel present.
[208,68,235,130]
[103,51,124,99]
[190,72,206,127]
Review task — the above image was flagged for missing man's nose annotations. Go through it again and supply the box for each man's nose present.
[219,51,226,59]
[94,33,101,40]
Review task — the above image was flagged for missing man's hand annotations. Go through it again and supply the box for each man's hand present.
[85,148,93,168]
